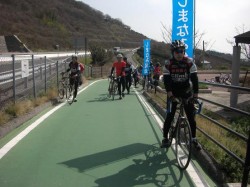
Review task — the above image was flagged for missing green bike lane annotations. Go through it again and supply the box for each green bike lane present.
[0,80,217,187]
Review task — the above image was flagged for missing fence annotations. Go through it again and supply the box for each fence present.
[0,53,112,110]
[0,54,70,109]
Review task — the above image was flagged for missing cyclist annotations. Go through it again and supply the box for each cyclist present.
[161,40,201,150]
[110,54,126,99]
[153,62,161,87]
[142,62,154,90]
[67,55,80,102]
[132,67,139,88]
[79,63,85,86]
[123,57,133,94]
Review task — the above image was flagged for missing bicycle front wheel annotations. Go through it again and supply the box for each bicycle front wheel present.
[175,119,192,170]
[58,82,65,99]
[112,82,118,100]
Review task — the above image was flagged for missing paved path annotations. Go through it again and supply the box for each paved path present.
[0,80,217,187]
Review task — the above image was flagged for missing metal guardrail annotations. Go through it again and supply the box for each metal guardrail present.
[0,54,70,108]
[198,81,250,187]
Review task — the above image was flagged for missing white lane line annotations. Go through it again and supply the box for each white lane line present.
[0,80,99,160]
[134,88,210,187]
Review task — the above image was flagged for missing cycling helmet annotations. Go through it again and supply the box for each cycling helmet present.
[117,54,123,58]
[170,40,185,52]
[72,55,78,59]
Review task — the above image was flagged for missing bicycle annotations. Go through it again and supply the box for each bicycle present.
[163,97,203,170]
[108,76,119,100]
[58,72,69,99]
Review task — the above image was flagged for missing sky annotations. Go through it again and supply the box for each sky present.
[79,0,250,54]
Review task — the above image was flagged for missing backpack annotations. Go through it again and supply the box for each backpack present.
[80,63,85,73]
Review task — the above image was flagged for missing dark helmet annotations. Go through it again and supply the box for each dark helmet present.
[72,55,78,60]
[170,40,185,52]
[123,56,127,61]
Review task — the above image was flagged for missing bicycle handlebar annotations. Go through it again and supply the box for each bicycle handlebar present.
[166,97,203,114]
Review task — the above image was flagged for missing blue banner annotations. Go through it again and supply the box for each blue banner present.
[172,0,194,57]
[142,39,151,76]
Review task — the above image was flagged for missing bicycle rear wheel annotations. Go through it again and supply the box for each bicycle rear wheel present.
[175,119,192,170]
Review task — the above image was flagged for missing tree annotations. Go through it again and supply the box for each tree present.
[89,44,112,66]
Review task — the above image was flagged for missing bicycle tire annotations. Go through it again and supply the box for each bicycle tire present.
[107,81,112,98]
[175,119,192,170]
[112,82,118,100]
[58,84,65,99]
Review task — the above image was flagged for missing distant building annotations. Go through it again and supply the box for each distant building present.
[203,60,212,69]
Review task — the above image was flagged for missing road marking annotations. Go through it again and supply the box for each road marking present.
[0,81,99,160]
[134,88,210,187]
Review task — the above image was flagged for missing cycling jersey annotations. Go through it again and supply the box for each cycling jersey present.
[125,63,132,77]
[163,57,198,97]
[112,61,126,77]
[67,61,80,76]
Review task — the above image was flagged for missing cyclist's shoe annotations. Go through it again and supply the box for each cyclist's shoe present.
[122,92,125,97]
[161,138,171,148]
[119,96,122,100]
[74,98,77,102]
[192,138,201,151]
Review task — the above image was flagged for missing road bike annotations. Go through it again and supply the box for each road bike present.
[108,76,119,100]
[164,97,203,170]
[58,72,69,99]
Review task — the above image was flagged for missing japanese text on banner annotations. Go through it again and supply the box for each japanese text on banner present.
[172,0,194,57]
[142,39,151,76]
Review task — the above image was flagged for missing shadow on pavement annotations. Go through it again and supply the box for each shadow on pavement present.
[59,143,194,187]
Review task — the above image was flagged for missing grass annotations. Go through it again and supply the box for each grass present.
[0,87,58,127]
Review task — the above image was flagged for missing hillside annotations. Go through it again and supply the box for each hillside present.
[0,0,147,51]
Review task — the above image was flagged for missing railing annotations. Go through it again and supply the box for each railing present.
[198,81,250,187]
[0,53,71,109]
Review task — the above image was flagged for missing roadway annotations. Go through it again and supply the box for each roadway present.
[0,80,218,187]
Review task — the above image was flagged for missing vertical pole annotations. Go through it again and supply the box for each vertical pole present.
[202,40,205,69]
[230,45,241,107]
[12,54,16,103]
[56,61,59,88]
[44,56,47,93]
[32,54,36,99]
[193,0,196,60]
[85,37,87,65]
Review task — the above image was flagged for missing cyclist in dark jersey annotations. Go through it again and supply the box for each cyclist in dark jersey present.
[161,40,201,150]
[123,57,133,94]
[67,55,80,102]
